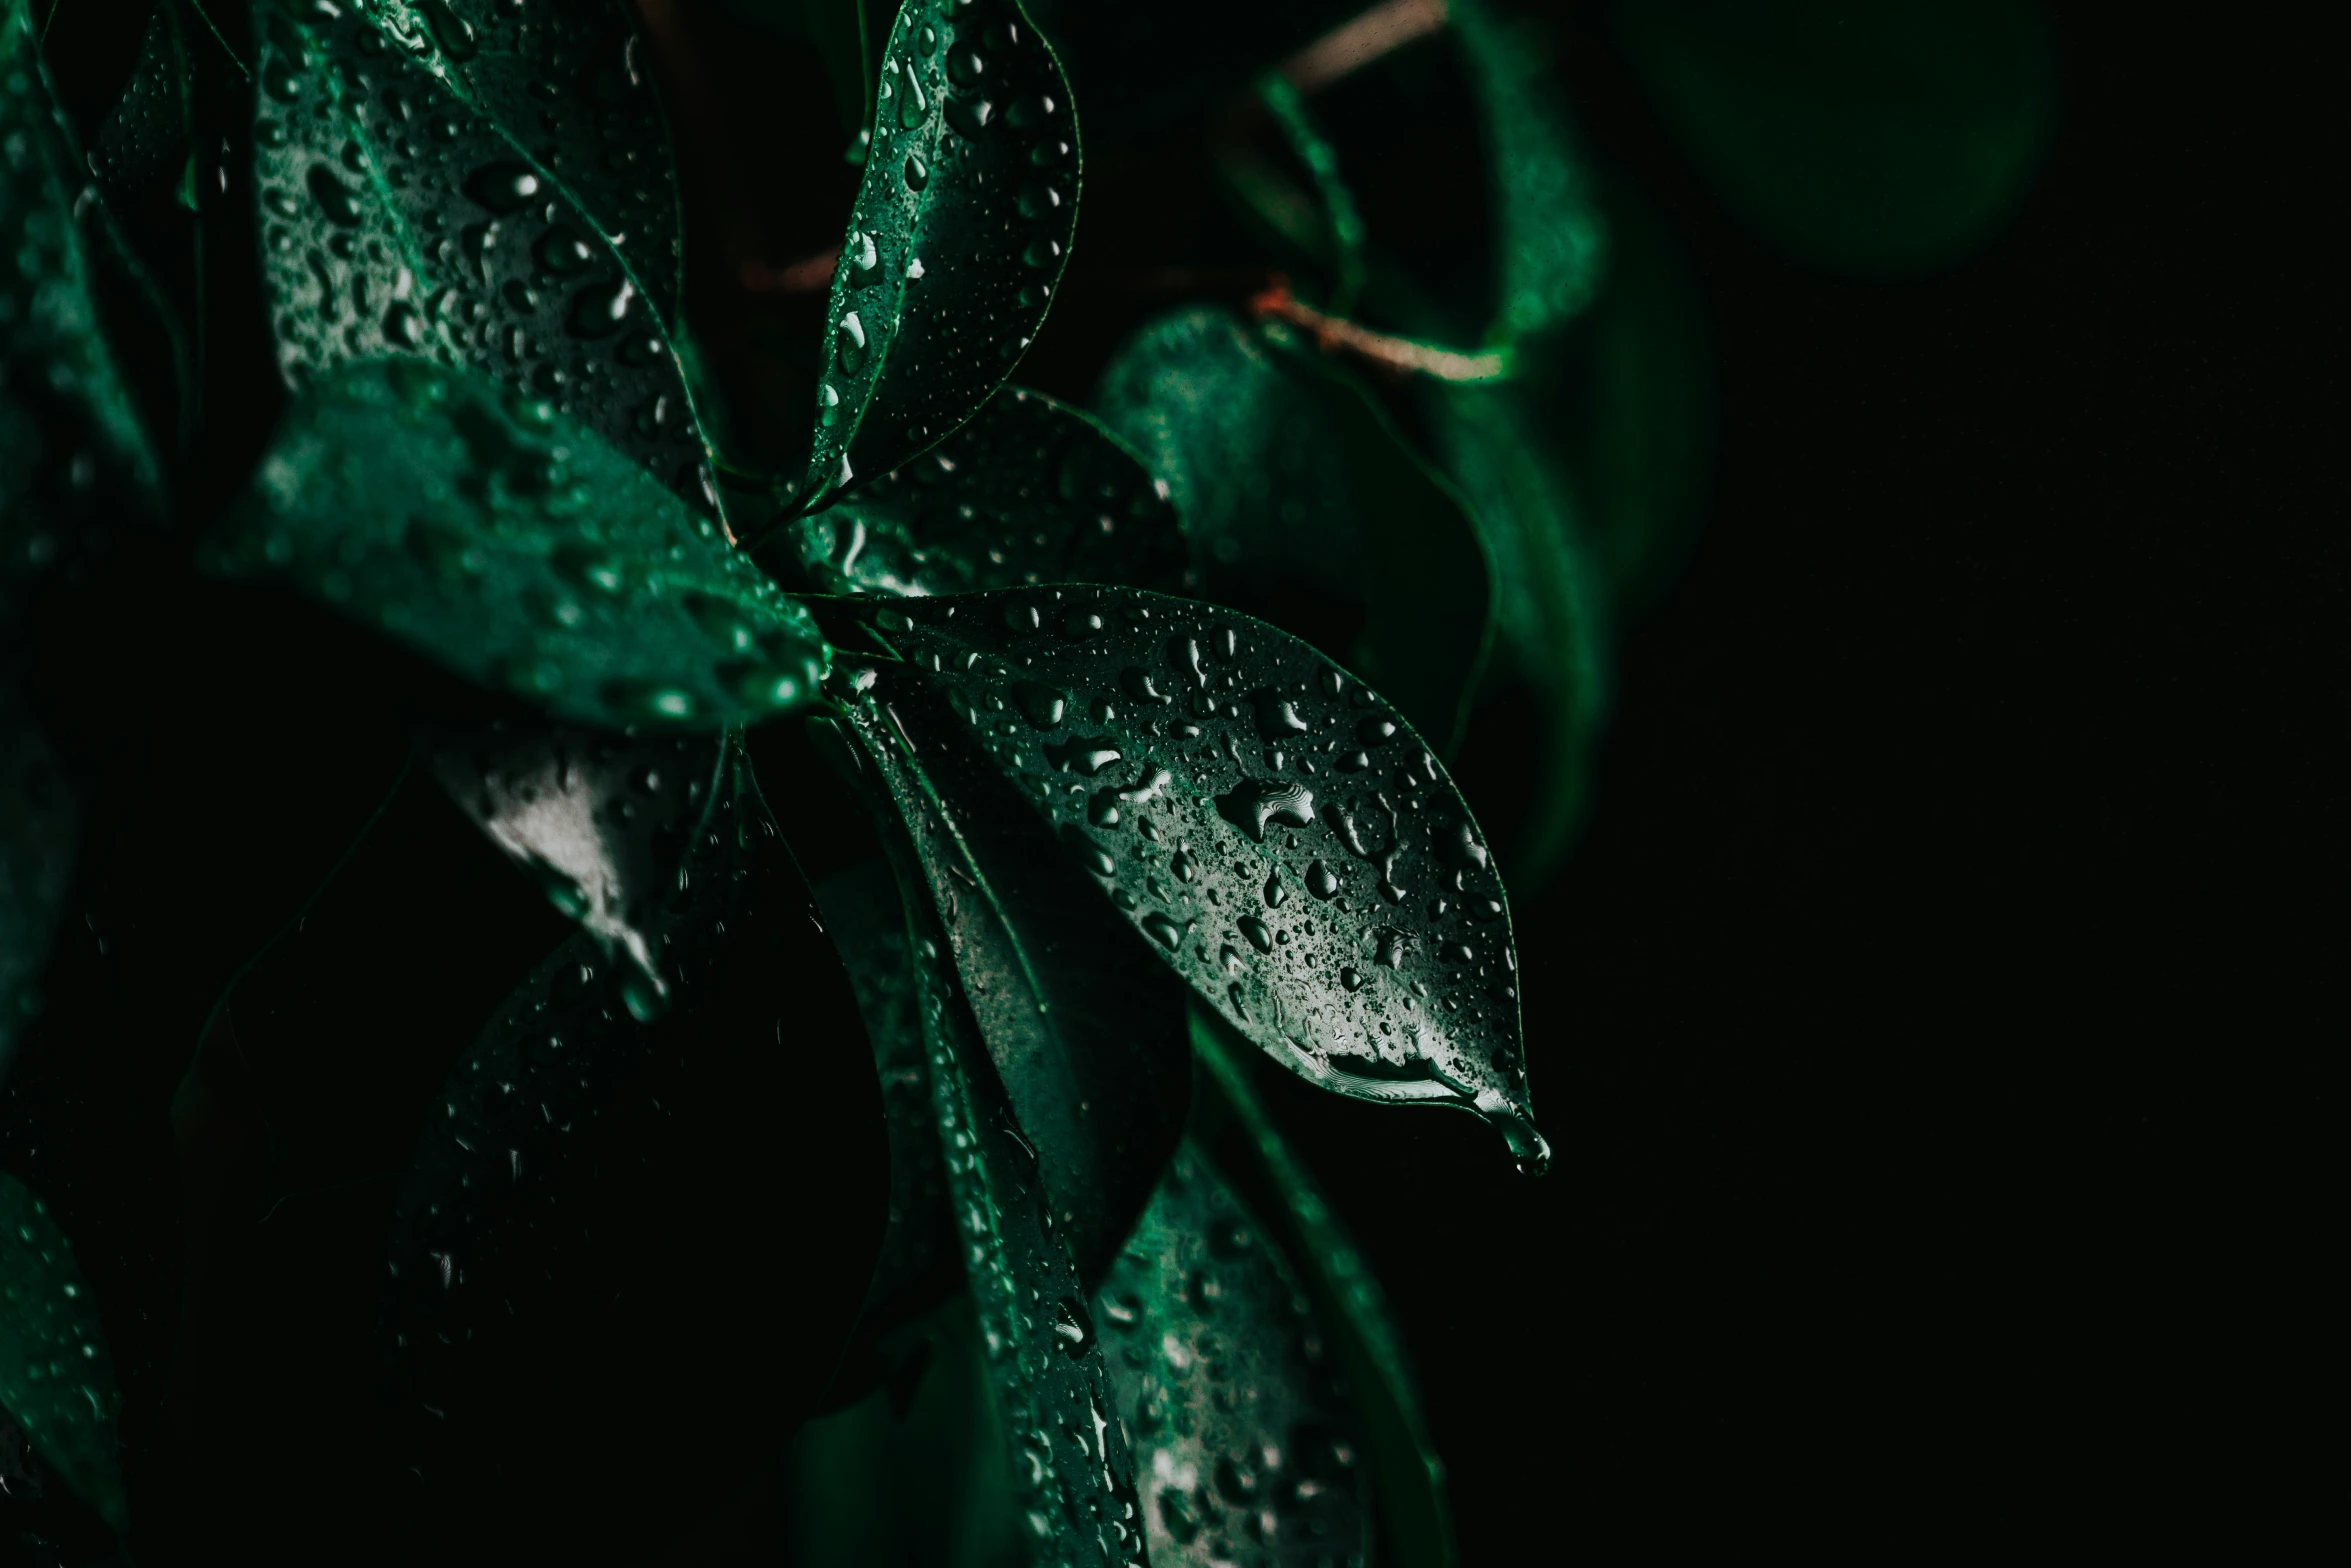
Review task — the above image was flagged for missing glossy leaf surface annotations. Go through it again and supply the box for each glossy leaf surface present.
[202,358,826,728]
[386,740,887,1559]
[803,0,1081,505]
[362,0,686,325]
[1097,1140,1371,1567]
[2,0,165,595]
[884,833,1149,1566]
[1620,0,2056,273]
[829,670,1192,1289]
[782,384,1186,597]
[248,0,709,501]
[0,1170,127,1535]
[0,697,74,1077]
[1191,1008,1454,1568]
[1096,307,1492,753]
[836,586,1546,1168]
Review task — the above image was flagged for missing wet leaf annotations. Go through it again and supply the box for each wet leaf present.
[812,860,957,1349]
[1423,383,1608,884]
[1190,1006,1454,1568]
[202,357,827,728]
[882,829,1149,1565]
[802,0,1081,507]
[1096,307,1494,754]
[93,1,195,204]
[361,0,687,325]
[0,1170,128,1535]
[1619,0,2057,273]
[0,695,75,1078]
[386,740,887,1560]
[2,0,166,597]
[779,383,1186,597]
[825,670,1192,1289]
[828,586,1547,1169]
[424,721,726,1005]
[246,0,711,506]
[1096,1139,1372,1567]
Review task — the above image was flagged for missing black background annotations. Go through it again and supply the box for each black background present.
[1238,2,2335,1555]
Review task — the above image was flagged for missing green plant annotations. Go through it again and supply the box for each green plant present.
[3,0,2048,1561]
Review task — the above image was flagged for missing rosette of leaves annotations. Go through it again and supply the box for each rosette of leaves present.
[2,1,1546,1562]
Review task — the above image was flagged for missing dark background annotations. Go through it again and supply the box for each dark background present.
[1239,2,2335,1554]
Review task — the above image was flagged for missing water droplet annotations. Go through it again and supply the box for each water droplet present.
[902,153,929,191]
[1013,681,1066,729]
[1305,860,1340,900]
[602,679,699,724]
[1263,872,1286,907]
[307,165,362,226]
[465,161,543,214]
[835,311,869,373]
[1340,966,1365,991]
[381,300,424,347]
[1170,850,1196,883]
[262,62,301,103]
[534,224,597,275]
[1003,601,1042,634]
[1043,738,1123,776]
[1021,236,1062,270]
[566,277,636,339]
[1237,916,1273,954]
[897,75,929,129]
[1016,179,1063,219]
[846,230,882,287]
[944,96,993,137]
[1215,780,1317,842]
[417,0,477,61]
[1087,790,1121,828]
[1141,912,1183,950]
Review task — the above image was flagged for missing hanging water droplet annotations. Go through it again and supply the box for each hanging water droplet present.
[897,75,929,129]
[902,152,929,191]
[845,230,882,287]
[1016,179,1063,219]
[1021,236,1062,270]
[835,311,869,373]
[944,96,993,138]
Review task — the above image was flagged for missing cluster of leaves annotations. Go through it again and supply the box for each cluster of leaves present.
[3,0,2050,1562]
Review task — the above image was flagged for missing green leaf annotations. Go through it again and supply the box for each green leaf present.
[824,668,1192,1288]
[1096,1136,1372,1566]
[812,860,957,1348]
[1452,0,1608,344]
[246,0,710,505]
[776,384,1187,597]
[802,0,1081,507]
[357,0,687,326]
[780,1290,1031,1566]
[93,1,196,204]
[1190,1006,1455,1568]
[827,586,1549,1170]
[202,357,827,728]
[880,828,1149,1565]
[1423,382,1609,884]
[1095,306,1494,757]
[0,1170,129,1536]
[2,0,166,597]
[387,738,888,1559]
[0,693,74,1078]
[1619,0,2057,274]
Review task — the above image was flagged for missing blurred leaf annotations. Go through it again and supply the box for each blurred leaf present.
[1619,0,2057,273]
[386,739,888,1560]
[1191,1006,1455,1568]
[828,586,1548,1170]
[778,384,1187,597]
[802,0,1081,507]
[246,0,713,507]
[1423,381,1608,884]
[1096,1137,1372,1566]
[2,0,166,599]
[1096,307,1493,753]
[0,1170,128,1536]
[0,695,75,1079]
[882,835,1149,1567]
[823,661,1192,1290]
[92,1,194,205]
[361,0,686,324]
[1452,0,1608,343]
[202,358,826,728]
[779,1290,1029,1567]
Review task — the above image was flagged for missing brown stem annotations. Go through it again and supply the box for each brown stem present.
[1248,278,1511,383]
[1281,0,1451,94]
